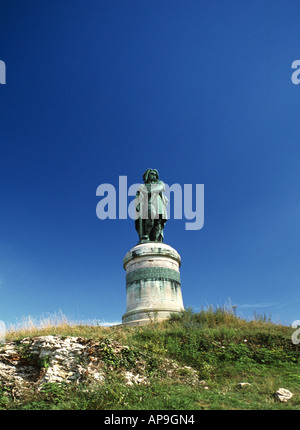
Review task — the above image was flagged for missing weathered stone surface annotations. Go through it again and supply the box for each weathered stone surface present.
[274,388,293,402]
[237,382,252,388]
[0,336,99,398]
[0,335,200,401]
[122,242,184,325]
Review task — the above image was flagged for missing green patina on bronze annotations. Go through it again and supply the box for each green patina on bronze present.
[126,267,181,286]
[135,169,168,243]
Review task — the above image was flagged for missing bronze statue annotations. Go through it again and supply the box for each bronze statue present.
[135,169,168,243]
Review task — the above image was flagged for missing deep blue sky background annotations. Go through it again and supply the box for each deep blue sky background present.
[1,0,300,327]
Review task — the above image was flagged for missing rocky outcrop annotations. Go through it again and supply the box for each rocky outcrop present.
[0,335,199,401]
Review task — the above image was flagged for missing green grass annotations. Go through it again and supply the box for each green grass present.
[1,307,299,410]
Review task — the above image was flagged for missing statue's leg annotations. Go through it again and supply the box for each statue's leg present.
[142,218,154,242]
[158,227,164,242]
[157,223,164,242]
[149,207,159,241]
[150,220,163,242]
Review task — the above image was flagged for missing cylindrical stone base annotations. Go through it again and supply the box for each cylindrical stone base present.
[122,242,184,326]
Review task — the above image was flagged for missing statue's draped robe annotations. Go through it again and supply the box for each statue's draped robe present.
[135,181,168,242]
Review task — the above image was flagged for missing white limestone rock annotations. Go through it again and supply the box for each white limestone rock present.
[274,388,293,402]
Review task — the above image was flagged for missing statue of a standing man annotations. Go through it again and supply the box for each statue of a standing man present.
[135,169,168,243]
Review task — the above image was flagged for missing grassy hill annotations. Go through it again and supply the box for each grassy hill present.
[1,307,299,410]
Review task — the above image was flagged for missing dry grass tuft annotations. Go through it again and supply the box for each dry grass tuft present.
[5,311,119,341]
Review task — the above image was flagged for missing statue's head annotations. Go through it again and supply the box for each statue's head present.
[143,169,159,184]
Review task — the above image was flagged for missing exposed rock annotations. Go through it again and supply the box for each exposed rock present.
[237,382,252,388]
[198,380,209,389]
[160,358,200,385]
[0,335,201,402]
[124,371,148,386]
[274,388,293,402]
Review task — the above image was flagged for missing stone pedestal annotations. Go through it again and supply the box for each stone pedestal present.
[122,242,184,326]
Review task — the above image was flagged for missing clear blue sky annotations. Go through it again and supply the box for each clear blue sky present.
[1,0,299,327]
